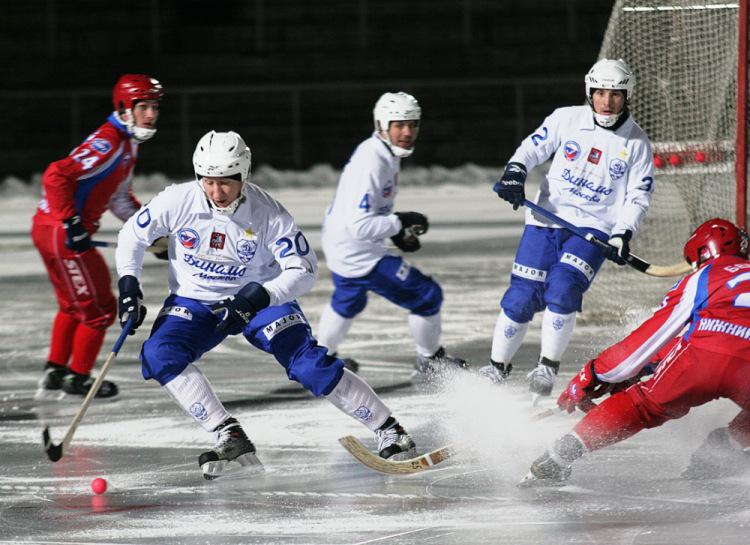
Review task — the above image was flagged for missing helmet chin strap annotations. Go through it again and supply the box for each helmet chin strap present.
[114,110,157,143]
[196,179,247,215]
[377,131,415,158]
[593,111,622,128]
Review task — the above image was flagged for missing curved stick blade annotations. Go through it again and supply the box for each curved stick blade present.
[42,426,63,462]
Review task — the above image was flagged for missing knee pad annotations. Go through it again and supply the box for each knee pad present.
[285,342,344,397]
[501,277,544,323]
[140,338,193,386]
[544,267,586,314]
[268,324,344,396]
[330,287,368,318]
[410,278,442,316]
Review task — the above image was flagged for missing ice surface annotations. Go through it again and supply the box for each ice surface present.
[1,173,748,545]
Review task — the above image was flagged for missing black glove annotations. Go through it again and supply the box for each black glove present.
[210,282,271,335]
[117,275,147,335]
[62,215,91,253]
[152,237,169,261]
[492,162,527,210]
[603,230,633,266]
[391,211,429,253]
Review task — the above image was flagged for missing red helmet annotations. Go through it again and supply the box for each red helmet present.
[684,218,749,268]
[112,74,163,112]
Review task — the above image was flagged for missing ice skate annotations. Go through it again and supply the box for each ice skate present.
[478,360,513,385]
[527,356,559,405]
[518,450,572,487]
[60,370,119,400]
[199,417,264,480]
[34,363,68,401]
[375,417,417,461]
[413,346,467,375]
[681,427,750,480]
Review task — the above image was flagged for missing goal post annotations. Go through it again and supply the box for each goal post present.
[581,0,749,324]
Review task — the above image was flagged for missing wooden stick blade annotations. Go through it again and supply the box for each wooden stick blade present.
[42,426,63,462]
[338,436,458,475]
[645,261,692,277]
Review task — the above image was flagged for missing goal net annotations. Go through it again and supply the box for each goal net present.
[582,0,744,325]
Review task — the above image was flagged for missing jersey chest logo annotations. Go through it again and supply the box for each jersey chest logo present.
[178,228,200,250]
[210,232,225,249]
[564,141,581,161]
[236,239,258,263]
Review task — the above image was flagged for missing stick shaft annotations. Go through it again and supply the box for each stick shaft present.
[522,200,687,277]
[50,318,133,456]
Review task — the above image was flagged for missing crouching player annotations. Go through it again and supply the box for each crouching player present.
[115,130,417,479]
[522,218,750,485]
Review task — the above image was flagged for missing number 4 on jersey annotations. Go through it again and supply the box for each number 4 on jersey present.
[359,193,371,212]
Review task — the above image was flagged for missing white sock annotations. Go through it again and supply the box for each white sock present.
[163,363,231,432]
[491,310,529,363]
[540,309,577,361]
[325,368,391,431]
[408,313,441,357]
[317,303,355,355]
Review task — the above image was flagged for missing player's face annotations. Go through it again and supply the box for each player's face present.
[591,89,626,116]
[384,120,419,150]
[129,100,160,129]
[201,176,243,208]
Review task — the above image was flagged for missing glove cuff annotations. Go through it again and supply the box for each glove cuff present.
[62,215,82,229]
[238,282,270,311]
[118,275,141,295]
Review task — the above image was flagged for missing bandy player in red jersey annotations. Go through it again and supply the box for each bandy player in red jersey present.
[31,74,163,400]
[521,218,750,485]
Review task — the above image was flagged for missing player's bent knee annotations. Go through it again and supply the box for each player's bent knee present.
[287,349,345,396]
[410,281,442,316]
[501,281,544,323]
[544,275,585,314]
[140,341,193,385]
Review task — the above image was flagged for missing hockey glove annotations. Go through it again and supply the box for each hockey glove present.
[493,162,527,210]
[117,275,147,335]
[603,230,632,266]
[152,236,169,261]
[391,211,429,253]
[62,215,91,253]
[210,282,271,335]
[557,360,602,413]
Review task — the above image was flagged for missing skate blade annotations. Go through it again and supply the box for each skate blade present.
[517,470,566,488]
[385,448,418,462]
[202,452,265,480]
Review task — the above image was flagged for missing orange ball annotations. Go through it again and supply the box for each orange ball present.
[91,477,107,495]
[668,154,681,166]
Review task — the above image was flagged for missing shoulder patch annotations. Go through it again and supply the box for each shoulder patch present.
[90,138,112,154]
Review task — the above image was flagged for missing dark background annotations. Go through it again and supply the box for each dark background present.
[1,1,611,180]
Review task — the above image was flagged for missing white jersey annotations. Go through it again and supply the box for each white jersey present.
[321,133,403,277]
[116,181,317,307]
[511,105,654,237]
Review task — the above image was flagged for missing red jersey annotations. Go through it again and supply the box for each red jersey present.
[594,255,750,382]
[34,114,142,234]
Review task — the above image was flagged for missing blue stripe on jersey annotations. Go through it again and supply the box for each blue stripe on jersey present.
[684,264,712,340]
[73,151,124,214]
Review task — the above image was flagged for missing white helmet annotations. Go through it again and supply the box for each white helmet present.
[193,130,252,214]
[373,92,421,158]
[585,58,635,128]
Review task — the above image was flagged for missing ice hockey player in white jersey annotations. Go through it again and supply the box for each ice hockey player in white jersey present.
[115,130,418,479]
[479,59,654,402]
[317,92,466,377]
